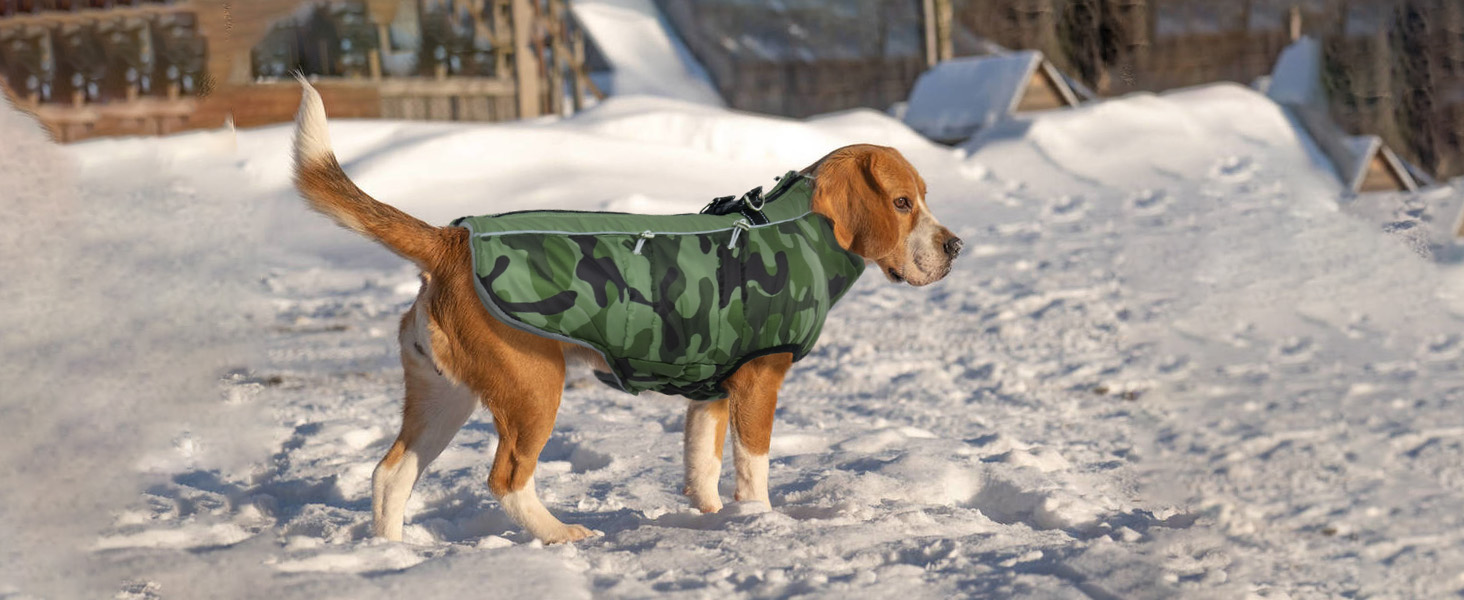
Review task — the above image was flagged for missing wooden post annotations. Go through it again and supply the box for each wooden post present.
[571,28,585,111]
[922,0,937,67]
[547,0,568,116]
[371,21,390,79]
[493,0,512,79]
[39,27,54,100]
[921,0,953,67]
[511,0,540,118]
[935,0,953,63]
[569,28,606,104]
[468,0,495,79]
[1334,0,1351,36]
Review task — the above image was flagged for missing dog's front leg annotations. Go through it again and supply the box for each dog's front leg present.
[683,398,729,513]
[723,354,792,507]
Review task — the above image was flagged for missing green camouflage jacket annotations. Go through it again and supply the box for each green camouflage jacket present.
[451,173,865,400]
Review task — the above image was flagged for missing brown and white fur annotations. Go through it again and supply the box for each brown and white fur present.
[290,80,962,544]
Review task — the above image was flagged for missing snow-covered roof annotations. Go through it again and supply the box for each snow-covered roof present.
[1292,104,1419,194]
[902,51,1077,143]
[1270,36,1420,194]
[571,0,725,106]
[1342,134,1383,191]
[1266,36,1326,108]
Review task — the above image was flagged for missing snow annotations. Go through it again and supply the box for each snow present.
[571,0,724,106]
[4,75,1464,599]
[1266,36,1326,109]
[903,52,1044,143]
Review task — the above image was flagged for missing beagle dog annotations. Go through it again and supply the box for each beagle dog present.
[290,80,961,544]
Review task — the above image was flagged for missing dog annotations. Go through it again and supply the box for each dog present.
[291,80,961,543]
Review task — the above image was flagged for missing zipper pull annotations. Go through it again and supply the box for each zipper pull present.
[727,219,752,249]
[633,231,654,255]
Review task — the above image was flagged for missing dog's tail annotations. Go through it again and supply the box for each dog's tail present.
[292,76,444,270]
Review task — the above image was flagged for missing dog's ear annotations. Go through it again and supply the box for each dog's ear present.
[812,146,901,259]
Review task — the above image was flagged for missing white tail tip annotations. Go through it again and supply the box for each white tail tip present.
[293,74,333,166]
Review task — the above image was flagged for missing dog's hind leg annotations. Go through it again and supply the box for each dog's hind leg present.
[482,354,595,544]
[683,398,729,513]
[485,396,595,543]
[724,353,793,507]
[371,306,477,542]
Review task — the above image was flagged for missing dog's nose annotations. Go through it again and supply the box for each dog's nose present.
[943,236,963,259]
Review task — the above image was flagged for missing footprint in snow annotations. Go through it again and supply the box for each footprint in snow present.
[539,438,613,473]
[1209,156,1256,182]
[117,580,163,600]
[1043,195,1088,223]
[1129,189,1171,216]
[1418,334,1462,362]
[1269,336,1317,364]
[1155,355,1192,379]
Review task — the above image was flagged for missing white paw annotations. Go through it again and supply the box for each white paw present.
[371,523,404,542]
[684,486,724,513]
[539,523,598,545]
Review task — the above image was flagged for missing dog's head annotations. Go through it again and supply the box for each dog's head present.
[806,144,961,286]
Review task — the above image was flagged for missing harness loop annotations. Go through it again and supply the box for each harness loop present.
[743,188,766,212]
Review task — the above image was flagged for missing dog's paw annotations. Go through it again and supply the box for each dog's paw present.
[684,486,724,513]
[540,523,598,545]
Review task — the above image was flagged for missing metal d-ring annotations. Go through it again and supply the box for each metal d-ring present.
[743,189,766,212]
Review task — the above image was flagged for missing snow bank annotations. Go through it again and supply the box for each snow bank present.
[966,83,1341,201]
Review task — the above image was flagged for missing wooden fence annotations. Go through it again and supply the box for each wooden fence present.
[1,0,602,143]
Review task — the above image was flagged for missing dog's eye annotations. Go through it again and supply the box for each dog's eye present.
[894,197,912,212]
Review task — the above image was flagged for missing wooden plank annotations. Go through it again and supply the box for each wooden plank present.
[375,77,517,97]
[426,96,452,120]
[547,0,566,116]
[0,3,191,27]
[511,0,540,118]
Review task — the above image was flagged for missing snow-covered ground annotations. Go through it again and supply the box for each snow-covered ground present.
[4,80,1464,599]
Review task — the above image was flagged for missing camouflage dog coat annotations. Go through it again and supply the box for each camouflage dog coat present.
[451,173,865,400]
